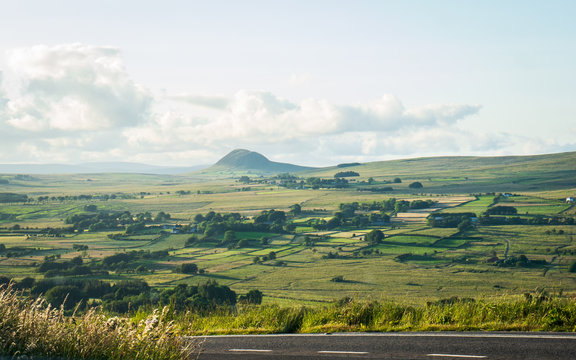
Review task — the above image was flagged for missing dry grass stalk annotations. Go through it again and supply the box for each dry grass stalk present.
[0,284,198,360]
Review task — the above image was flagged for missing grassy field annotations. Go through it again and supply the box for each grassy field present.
[1,152,576,306]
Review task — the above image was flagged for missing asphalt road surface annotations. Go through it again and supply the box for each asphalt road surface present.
[189,332,576,359]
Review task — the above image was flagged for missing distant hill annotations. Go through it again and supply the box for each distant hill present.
[0,162,206,175]
[306,151,576,193]
[209,149,316,174]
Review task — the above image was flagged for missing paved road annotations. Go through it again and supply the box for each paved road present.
[189,332,576,359]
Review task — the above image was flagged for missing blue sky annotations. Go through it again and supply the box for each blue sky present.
[0,0,575,166]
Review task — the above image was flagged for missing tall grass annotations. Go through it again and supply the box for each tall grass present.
[0,284,198,360]
[179,295,576,335]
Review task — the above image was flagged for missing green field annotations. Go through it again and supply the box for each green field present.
[1,152,576,307]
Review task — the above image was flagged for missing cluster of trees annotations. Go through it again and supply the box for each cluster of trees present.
[157,281,239,311]
[0,192,28,203]
[334,171,359,178]
[428,213,476,228]
[252,251,277,264]
[37,255,94,278]
[305,177,349,189]
[342,198,436,214]
[192,210,288,240]
[337,162,361,168]
[36,250,170,277]
[2,275,246,313]
[65,210,172,232]
[36,193,136,202]
[477,214,575,226]
[303,202,397,231]
[485,206,518,215]
[357,186,394,193]
[494,255,548,268]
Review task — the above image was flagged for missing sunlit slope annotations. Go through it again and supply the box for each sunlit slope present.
[304,151,576,193]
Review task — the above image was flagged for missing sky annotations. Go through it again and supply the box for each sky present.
[0,0,575,167]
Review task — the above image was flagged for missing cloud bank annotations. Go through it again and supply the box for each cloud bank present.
[0,43,565,166]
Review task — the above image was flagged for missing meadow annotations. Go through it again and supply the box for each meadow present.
[1,155,575,305]
[1,152,576,359]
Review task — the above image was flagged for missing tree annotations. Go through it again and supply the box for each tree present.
[224,230,236,243]
[198,280,236,305]
[485,206,518,215]
[45,285,84,309]
[334,171,359,178]
[458,218,472,232]
[84,204,98,212]
[569,261,576,273]
[326,217,341,229]
[238,176,251,184]
[237,239,250,248]
[365,229,384,245]
[408,181,423,189]
[267,210,286,224]
[179,263,198,274]
[239,289,263,304]
[154,211,171,222]
[393,177,402,183]
[289,203,302,216]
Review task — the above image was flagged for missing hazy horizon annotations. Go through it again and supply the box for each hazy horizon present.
[1,1,575,167]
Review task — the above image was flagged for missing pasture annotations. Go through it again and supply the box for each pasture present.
[1,154,576,305]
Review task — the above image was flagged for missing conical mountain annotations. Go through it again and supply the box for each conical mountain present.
[212,149,314,173]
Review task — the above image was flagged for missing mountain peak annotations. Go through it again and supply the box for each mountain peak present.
[212,149,314,173]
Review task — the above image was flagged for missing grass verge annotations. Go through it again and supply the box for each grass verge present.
[0,284,198,360]
[179,295,576,335]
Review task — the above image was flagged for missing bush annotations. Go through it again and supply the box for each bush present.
[44,285,84,309]
[569,261,576,273]
[239,289,263,305]
[408,181,423,189]
[179,263,198,274]
[365,229,384,245]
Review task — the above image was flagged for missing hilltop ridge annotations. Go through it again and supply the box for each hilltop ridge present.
[210,149,315,174]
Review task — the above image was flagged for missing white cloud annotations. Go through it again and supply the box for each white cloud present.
[1,43,565,166]
[167,94,230,110]
[127,90,481,147]
[3,44,151,132]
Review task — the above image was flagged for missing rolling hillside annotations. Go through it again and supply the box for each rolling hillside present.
[305,151,576,193]
[204,149,316,175]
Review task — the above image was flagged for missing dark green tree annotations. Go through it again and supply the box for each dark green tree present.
[179,263,198,274]
[239,289,263,304]
[365,229,384,245]
[408,181,423,189]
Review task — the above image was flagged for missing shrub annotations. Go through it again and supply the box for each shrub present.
[365,229,384,245]
[408,181,423,189]
[179,263,198,274]
[44,285,84,309]
[239,289,263,304]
